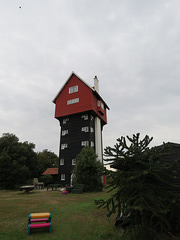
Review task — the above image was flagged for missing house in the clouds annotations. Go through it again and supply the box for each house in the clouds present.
[53,72,109,186]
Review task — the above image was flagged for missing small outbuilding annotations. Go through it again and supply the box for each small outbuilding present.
[42,168,59,183]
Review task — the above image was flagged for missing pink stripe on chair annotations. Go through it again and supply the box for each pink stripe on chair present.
[30,218,49,223]
[30,223,50,229]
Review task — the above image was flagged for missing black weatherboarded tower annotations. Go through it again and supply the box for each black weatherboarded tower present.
[53,72,109,186]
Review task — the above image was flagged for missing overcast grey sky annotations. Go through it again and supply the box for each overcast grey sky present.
[0,0,180,155]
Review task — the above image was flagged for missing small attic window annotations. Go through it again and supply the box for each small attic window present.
[97,100,104,115]
[69,85,78,94]
[101,102,104,109]
[67,98,79,105]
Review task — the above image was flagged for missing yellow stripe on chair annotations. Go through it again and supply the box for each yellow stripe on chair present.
[30,213,50,219]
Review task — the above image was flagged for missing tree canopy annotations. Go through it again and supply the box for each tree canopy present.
[37,149,58,176]
[0,133,38,189]
[0,133,59,189]
[73,147,103,192]
[96,133,180,240]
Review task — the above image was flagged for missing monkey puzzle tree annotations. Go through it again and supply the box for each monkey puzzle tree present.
[96,133,180,240]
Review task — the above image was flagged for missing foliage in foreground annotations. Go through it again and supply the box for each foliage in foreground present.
[73,147,103,192]
[96,133,180,240]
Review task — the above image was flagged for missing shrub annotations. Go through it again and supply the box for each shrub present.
[39,175,53,186]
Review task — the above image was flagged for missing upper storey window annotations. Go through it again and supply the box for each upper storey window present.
[101,102,104,109]
[69,85,78,94]
[61,143,68,150]
[97,100,104,109]
[62,130,68,136]
[97,100,104,115]
[81,114,88,120]
[67,98,79,105]
[82,126,89,132]
[63,118,69,124]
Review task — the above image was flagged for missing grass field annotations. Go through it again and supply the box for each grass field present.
[0,189,125,240]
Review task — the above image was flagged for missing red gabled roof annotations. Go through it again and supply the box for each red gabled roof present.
[53,71,109,110]
[42,168,58,175]
[53,72,109,124]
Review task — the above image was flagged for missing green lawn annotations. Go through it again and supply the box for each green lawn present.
[0,190,125,240]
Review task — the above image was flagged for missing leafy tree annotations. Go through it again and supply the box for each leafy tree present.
[73,147,103,192]
[96,133,180,240]
[0,133,38,189]
[37,149,58,176]
[39,175,53,186]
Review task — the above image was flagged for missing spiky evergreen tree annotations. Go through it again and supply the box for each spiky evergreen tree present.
[96,133,180,240]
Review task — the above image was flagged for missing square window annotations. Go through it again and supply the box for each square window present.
[61,174,65,180]
[62,130,68,136]
[81,126,89,132]
[72,159,76,165]
[91,141,94,147]
[69,85,78,94]
[63,118,69,124]
[61,143,68,150]
[60,159,64,165]
[81,141,89,147]
[90,127,94,132]
[81,114,88,120]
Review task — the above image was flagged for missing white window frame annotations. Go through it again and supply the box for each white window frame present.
[90,127,94,132]
[72,159,76,165]
[61,143,68,150]
[61,174,65,181]
[81,141,89,147]
[69,85,78,94]
[62,130,68,136]
[67,98,79,105]
[97,100,101,107]
[81,114,88,120]
[60,159,64,165]
[101,102,104,109]
[91,141,94,147]
[63,118,69,124]
[81,126,89,132]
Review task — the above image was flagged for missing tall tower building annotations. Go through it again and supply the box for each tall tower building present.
[53,72,109,185]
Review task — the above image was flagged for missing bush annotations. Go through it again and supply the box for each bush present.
[73,147,103,192]
[39,175,53,186]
